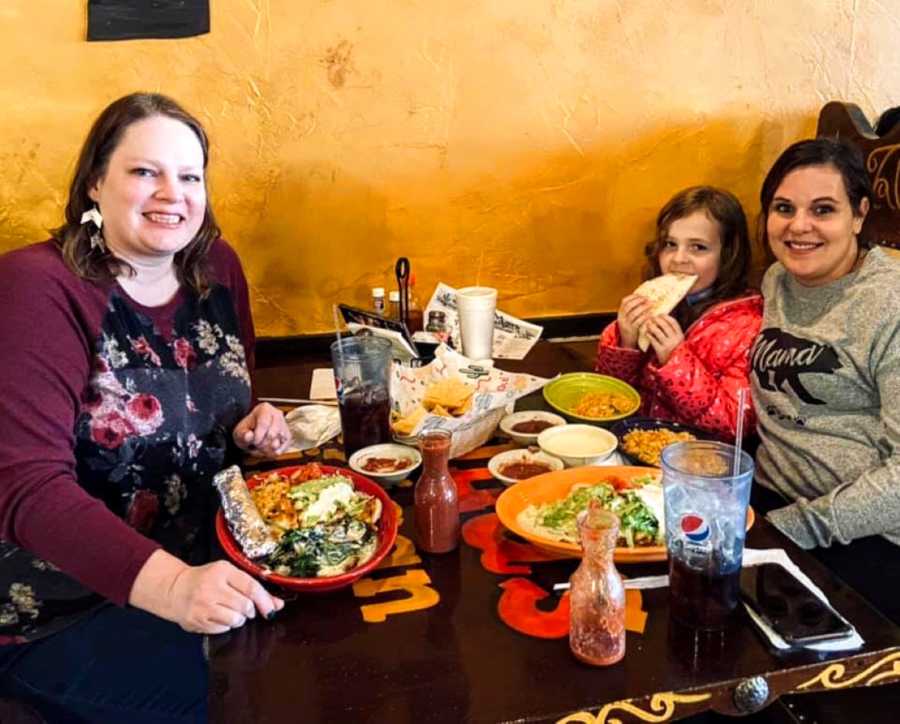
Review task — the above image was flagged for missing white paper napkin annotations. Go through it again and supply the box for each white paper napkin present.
[309,368,337,400]
[283,405,342,452]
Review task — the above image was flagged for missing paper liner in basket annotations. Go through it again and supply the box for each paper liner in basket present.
[391,345,548,458]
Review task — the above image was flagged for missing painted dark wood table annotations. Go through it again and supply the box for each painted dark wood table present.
[209,340,900,723]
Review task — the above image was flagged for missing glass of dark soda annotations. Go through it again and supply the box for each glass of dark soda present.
[661,441,754,629]
[331,336,393,457]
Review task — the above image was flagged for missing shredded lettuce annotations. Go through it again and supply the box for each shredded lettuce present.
[523,480,662,547]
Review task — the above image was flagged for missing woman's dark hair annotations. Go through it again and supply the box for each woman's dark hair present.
[53,92,220,296]
[875,106,900,137]
[644,185,753,326]
[758,138,872,262]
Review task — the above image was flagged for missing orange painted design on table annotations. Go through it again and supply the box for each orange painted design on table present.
[451,467,500,513]
[499,578,571,638]
[624,590,648,634]
[462,513,559,574]
[497,579,647,639]
[353,569,440,623]
[376,534,422,570]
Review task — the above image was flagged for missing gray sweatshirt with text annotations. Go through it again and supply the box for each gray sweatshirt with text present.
[751,248,900,548]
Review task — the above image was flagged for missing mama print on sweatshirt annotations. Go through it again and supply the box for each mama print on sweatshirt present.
[751,328,844,406]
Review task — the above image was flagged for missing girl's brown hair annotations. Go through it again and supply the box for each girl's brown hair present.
[53,92,220,296]
[644,185,753,326]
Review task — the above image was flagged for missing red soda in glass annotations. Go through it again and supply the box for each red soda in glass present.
[331,336,393,458]
[668,555,741,629]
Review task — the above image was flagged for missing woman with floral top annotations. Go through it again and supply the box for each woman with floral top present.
[0,93,289,722]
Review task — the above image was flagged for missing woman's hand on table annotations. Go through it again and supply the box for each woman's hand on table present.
[233,402,291,457]
[131,550,285,634]
[644,314,685,366]
[617,294,654,349]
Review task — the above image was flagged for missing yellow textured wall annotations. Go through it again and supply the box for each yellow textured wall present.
[2,1,899,335]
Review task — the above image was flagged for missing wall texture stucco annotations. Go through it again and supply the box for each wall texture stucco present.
[1,1,898,335]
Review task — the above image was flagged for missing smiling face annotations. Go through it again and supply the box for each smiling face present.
[658,210,723,294]
[89,115,207,266]
[766,164,869,287]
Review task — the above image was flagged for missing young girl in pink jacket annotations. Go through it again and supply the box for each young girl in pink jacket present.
[595,186,762,440]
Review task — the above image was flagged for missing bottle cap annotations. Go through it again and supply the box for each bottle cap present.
[372,287,385,298]
[389,290,400,302]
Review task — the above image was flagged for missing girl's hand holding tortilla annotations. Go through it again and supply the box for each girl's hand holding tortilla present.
[617,294,654,349]
[643,314,684,365]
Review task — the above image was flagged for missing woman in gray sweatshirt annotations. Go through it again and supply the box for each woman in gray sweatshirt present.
[751,137,900,621]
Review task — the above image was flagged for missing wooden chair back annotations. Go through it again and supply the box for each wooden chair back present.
[817,101,900,251]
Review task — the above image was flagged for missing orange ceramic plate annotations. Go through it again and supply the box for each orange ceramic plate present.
[494,465,755,563]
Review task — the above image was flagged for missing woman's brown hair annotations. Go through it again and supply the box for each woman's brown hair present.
[53,92,220,296]
[644,185,753,327]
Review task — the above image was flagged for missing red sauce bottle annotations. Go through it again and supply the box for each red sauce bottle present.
[414,430,459,553]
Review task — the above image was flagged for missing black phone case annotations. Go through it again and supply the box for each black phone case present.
[740,563,853,645]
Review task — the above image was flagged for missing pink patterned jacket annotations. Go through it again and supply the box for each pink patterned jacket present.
[595,293,763,440]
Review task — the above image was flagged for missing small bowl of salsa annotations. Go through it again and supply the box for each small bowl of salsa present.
[349,443,423,486]
[499,411,567,446]
[488,449,564,486]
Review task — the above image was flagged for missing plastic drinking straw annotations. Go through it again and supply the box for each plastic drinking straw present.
[732,387,747,477]
[332,304,344,372]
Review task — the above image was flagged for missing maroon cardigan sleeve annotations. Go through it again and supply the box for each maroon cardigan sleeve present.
[0,244,159,606]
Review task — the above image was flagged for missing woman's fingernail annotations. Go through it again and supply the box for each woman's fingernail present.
[266,610,277,621]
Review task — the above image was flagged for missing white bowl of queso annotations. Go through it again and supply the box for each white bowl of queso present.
[537,424,618,467]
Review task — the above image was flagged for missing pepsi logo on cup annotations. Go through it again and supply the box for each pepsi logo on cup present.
[680,514,710,543]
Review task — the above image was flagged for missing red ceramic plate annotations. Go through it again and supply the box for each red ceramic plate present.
[216,464,398,593]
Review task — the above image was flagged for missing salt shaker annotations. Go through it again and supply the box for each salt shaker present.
[371,287,385,315]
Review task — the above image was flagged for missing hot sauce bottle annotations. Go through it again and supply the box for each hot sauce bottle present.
[414,430,459,553]
[569,502,626,666]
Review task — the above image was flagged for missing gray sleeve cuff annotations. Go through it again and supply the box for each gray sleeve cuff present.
[765,504,818,550]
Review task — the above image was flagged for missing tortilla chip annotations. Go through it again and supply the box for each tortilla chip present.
[633,273,698,352]
[392,405,427,436]
[449,395,473,416]
[423,377,475,411]
[429,403,453,417]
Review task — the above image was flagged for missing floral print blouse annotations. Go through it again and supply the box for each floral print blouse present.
[0,240,254,642]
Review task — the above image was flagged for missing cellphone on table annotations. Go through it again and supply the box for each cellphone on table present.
[739,563,854,645]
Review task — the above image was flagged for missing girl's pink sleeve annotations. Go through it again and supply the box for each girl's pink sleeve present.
[648,310,761,439]
[595,321,645,386]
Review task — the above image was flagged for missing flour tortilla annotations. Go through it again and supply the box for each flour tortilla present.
[633,273,698,352]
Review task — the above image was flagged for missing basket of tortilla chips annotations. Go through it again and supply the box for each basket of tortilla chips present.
[391,345,548,458]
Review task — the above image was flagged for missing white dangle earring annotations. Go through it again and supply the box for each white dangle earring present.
[80,205,105,251]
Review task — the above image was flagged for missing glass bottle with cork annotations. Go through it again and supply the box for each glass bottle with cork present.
[568,501,626,666]
[414,430,459,553]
